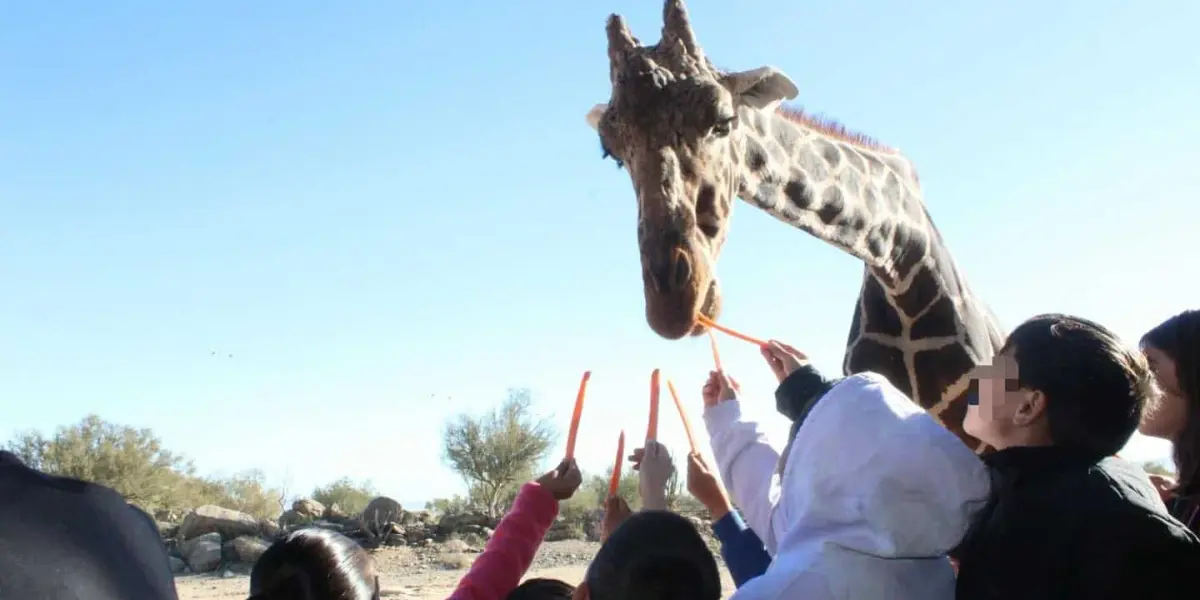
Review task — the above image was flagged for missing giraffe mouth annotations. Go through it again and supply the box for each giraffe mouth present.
[689,279,722,336]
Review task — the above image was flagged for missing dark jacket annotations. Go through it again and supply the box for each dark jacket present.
[0,451,180,600]
[953,446,1200,600]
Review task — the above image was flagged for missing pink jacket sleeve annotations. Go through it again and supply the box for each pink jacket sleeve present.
[446,482,559,600]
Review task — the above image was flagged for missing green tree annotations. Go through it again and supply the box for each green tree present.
[6,415,282,520]
[8,415,198,512]
[312,477,376,515]
[441,389,556,518]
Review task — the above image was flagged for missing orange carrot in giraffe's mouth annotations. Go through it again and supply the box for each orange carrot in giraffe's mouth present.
[697,314,767,347]
[565,371,591,459]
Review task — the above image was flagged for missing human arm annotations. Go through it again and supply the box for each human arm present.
[701,371,784,554]
[447,459,581,600]
[711,509,772,586]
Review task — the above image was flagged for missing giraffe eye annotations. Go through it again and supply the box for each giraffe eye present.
[710,117,736,138]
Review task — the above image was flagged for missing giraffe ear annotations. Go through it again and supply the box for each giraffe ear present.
[585,103,609,132]
[723,66,799,111]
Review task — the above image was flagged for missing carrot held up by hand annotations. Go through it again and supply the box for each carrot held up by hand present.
[564,370,591,459]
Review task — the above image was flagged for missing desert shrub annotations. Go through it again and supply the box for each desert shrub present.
[312,477,376,515]
[441,389,556,518]
[5,415,282,519]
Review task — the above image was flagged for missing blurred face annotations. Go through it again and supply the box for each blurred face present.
[965,352,1048,449]
[1140,345,1187,441]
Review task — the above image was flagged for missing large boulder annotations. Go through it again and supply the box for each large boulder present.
[178,505,261,542]
[180,532,223,573]
[233,535,271,563]
[361,496,403,539]
[292,498,326,520]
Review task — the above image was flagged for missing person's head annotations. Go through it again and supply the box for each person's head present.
[965,313,1154,456]
[1140,309,1200,493]
[248,528,379,600]
[507,578,575,600]
[579,510,721,600]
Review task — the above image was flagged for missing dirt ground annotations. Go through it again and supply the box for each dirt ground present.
[175,540,737,599]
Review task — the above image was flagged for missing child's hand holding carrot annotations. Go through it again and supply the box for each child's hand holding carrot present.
[761,340,809,383]
[535,458,583,501]
[702,370,740,407]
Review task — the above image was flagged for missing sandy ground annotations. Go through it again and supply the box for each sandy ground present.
[175,540,737,599]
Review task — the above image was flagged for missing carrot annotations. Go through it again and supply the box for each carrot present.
[608,430,625,497]
[565,370,591,459]
[667,378,699,454]
[708,331,723,371]
[647,368,661,442]
[697,314,767,347]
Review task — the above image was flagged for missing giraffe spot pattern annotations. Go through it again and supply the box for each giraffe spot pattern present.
[846,339,912,399]
[841,146,867,172]
[913,343,976,413]
[817,186,845,225]
[860,276,904,337]
[909,294,962,339]
[784,176,813,210]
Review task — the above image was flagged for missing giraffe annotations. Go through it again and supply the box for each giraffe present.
[584,0,1005,447]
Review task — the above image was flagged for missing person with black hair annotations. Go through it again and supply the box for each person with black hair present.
[249,528,379,600]
[504,578,575,600]
[0,450,180,599]
[577,510,723,600]
[1139,309,1200,534]
[703,344,991,599]
[955,313,1200,599]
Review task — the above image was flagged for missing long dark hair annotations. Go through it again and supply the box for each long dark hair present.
[248,528,380,600]
[1143,310,1200,495]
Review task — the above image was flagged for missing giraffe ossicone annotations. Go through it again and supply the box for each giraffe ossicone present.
[586,0,1005,449]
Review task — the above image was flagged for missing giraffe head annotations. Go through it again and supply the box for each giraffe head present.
[585,0,799,339]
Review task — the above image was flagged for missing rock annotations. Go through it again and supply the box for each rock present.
[437,511,492,535]
[441,538,471,553]
[168,556,188,574]
[178,505,260,541]
[361,497,403,537]
[157,522,179,539]
[233,535,271,563]
[221,540,239,563]
[179,532,221,557]
[258,518,281,539]
[292,498,326,519]
[324,503,347,520]
[182,533,222,573]
[278,509,310,528]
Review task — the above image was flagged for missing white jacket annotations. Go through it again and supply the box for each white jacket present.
[704,372,991,600]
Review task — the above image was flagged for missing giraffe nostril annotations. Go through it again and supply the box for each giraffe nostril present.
[671,252,692,290]
[646,250,692,294]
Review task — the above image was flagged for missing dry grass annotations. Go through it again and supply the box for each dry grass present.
[437,553,474,570]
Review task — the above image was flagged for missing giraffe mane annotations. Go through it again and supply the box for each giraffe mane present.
[775,105,898,154]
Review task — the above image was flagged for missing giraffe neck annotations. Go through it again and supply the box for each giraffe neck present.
[732,106,931,290]
[732,106,1006,449]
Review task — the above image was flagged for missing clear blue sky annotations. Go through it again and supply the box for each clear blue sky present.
[2,0,1196,508]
